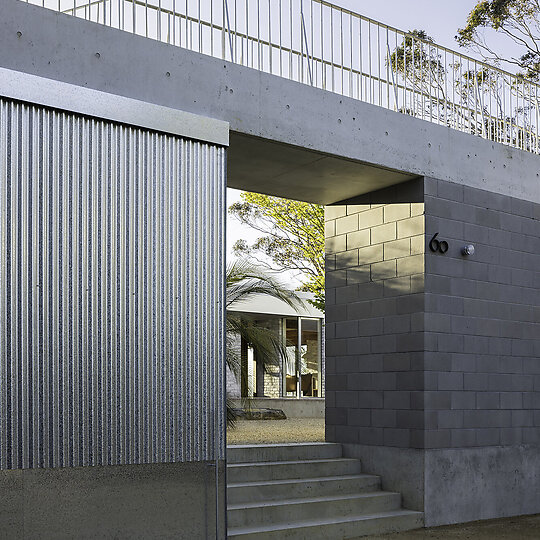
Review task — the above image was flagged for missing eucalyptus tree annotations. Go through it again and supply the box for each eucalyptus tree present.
[229,192,324,311]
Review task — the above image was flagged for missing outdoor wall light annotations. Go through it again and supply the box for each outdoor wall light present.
[461,244,475,256]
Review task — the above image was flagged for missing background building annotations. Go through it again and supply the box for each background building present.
[228,292,325,418]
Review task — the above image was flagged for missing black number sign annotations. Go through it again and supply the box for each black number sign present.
[429,233,449,254]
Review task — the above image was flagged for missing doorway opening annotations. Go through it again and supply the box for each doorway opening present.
[225,189,325,446]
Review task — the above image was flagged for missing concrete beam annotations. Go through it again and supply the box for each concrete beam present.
[2,0,539,204]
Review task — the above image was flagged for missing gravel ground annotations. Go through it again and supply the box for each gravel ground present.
[366,514,540,539]
[226,417,325,444]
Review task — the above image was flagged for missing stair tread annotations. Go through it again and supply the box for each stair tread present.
[227,473,379,489]
[227,509,424,535]
[227,490,400,511]
[228,442,340,449]
[228,457,358,468]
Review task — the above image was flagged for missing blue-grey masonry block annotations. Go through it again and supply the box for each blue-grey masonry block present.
[326,178,540,453]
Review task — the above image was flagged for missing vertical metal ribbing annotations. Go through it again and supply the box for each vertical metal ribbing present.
[0,97,225,469]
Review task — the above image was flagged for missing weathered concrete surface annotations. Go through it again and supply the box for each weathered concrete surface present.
[0,461,225,539]
[343,444,425,514]
[1,0,539,204]
[343,444,540,528]
[424,445,540,526]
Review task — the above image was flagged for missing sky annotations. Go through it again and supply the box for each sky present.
[227,0,492,281]
[335,0,479,50]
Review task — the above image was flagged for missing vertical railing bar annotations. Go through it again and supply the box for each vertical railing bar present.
[321,2,325,90]
[300,0,303,83]
[172,0,175,45]
[349,15,353,98]
[385,26,390,109]
[521,79,527,150]
[435,44,440,124]
[246,0,249,67]
[358,18,362,100]
[311,0,315,87]
[475,66,487,139]
[377,22,381,106]
[444,48,448,126]
[368,20,371,103]
[534,84,540,154]
[185,0,189,50]
[452,51,456,130]
[411,35,415,118]
[300,1,313,85]
[256,0,260,70]
[330,6,334,92]
[197,0,201,53]
[428,41,433,123]
[387,38,398,111]
[279,0,283,76]
[489,68,493,142]
[224,0,234,62]
[210,0,213,54]
[145,0,148,37]
[402,30,406,114]
[510,74,513,146]
[340,9,343,94]
[232,0,237,62]
[268,0,272,73]
[289,0,293,79]
[421,39,426,121]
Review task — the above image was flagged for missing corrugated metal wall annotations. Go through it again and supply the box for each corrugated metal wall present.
[0,97,226,469]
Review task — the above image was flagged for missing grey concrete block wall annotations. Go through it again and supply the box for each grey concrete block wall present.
[325,178,426,449]
[325,176,540,526]
[423,176,540,449]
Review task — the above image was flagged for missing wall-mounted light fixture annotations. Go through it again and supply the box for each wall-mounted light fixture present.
[461,244,475,256]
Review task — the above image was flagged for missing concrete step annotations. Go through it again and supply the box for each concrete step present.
[227,491,402,528]
[227,443,342,464]
[227,458,361,483]
[227,509,424,539]
[227,474,381,504]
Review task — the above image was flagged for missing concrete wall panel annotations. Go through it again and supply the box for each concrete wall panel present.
[0,461,225,539]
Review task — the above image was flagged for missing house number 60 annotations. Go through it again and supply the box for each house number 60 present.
[429,233,449,254]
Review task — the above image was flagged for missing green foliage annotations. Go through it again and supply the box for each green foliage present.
[388,28,537,149]
[226,260,301,426]
[229,192,325,311]
[456,0,540,80]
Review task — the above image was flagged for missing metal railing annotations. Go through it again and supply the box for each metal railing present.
[27,0,540,154]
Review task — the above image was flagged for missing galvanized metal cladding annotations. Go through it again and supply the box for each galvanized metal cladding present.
[28,0,540,154]
[0,97,226,469]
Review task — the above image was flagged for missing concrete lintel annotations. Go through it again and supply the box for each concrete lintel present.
[0,67,229,147]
